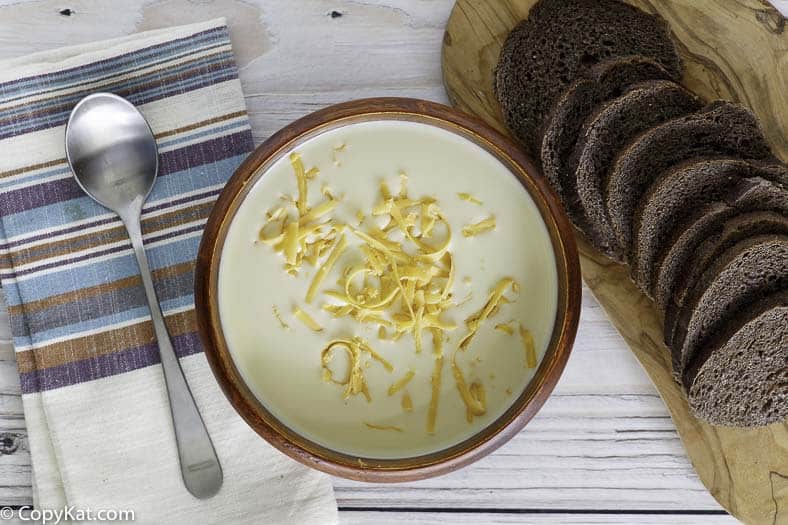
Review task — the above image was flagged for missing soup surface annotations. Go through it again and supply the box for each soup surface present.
[219,119,558,459]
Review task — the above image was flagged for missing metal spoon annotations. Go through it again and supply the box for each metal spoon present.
[65,93,223,499]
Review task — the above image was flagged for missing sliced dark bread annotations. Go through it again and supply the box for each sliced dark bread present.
[687,298,788,427]
[682,290,788,391]
[572,81,702,259]
[495,0,682,155]
[654,180,788,314]
[632,160,788,294]
[540,56,675,215]
[667,236,788,378]
[605,101,777,260]
[664,229,786,355]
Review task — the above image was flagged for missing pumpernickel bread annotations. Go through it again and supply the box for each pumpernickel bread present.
[495,0,682,155]
[658,178,788,318]
[654,179,788,314]
[540,56,675,216]
[572,81,701,258]
[668,236,788,378]
[495,3,787,428]
[632,160,788,294]
[605,101,777,260]
[687,300,788,427]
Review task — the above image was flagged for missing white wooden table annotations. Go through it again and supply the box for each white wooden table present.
[0,1,739,523]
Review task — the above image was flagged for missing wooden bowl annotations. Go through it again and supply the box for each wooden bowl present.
[194,97,581,482]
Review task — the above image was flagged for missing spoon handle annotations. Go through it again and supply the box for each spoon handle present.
[124,217,223,499]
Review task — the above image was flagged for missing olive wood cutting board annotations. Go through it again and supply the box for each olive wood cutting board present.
[441,1,788,523]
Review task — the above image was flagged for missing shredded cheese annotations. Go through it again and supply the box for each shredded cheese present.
[458,278,517,351]
[388,370,415,396]
[450,279,518,419]
[457,192,483,205]
[289,153,309,215]
[258,150,342,277]
[494,322,515,336]
[451,357,486,422]
[401,392,413,412]
[257,149,535,435]
[306,234,347,303]
[462,216,496,237]
[519,324,537,368]
[427,355,444,434]
[364,422,403,432]
[455,292,473,307]
[272,306,290,330]
[332,143,346,166]
[324,174,458,354]
[430,327,443,355]
[293,307,323,332]
[298,198,339,226]
[321,338,392,402]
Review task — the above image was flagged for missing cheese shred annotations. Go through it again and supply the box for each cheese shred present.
[321,338,392,402]
[401,392,413,412]
[458,278,517,351]
[364,422,403,432]
[272,306,290,330]
[494,322,515,336]
[293,307,323,332]
[306,234,347,303]
[290,152,309,216]
[388,370,415,396]
[451,357,486,422]
[462,216,496,237]
[519,324,537,368]
[427,355,444,434]
[457,192,483,205]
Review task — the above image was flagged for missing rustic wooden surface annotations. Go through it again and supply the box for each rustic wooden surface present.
[0,0,778,522]
[442,1,788,524]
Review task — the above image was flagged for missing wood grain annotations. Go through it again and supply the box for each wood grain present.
[442,1,788,524]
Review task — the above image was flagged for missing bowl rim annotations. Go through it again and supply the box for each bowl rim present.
[194,97,581,482]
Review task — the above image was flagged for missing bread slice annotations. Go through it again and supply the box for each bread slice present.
[632,160,788,294]
[682,290,788,390]
[495,0,682,155]
[605,101,777,260]
[658,178,788,314]
[654,178,788,313]
[572,81,702,259]
[687,298,788,427]
[540,56,675,220]
[667,236,788,378]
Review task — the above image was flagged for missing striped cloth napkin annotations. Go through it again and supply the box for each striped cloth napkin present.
[0,19,336,524]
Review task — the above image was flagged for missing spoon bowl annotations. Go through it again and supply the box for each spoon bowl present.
[66,93,158,216]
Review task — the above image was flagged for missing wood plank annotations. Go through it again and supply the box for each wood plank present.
[333,392,721,510]
[441,1,788,523]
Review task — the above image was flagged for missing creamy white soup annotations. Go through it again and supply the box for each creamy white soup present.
[218,119,558,459]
